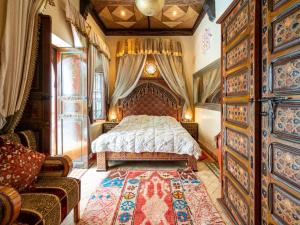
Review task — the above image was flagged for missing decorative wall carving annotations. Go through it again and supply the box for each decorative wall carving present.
[270,143,300,189]
[272,5,300,51]
[225,178,249,225]
[226,128,249,158]
[226,104,248,126]
[271,185,300,225]
[272,54,300,93]
[226,39,249,69]
[120,81,181,121]
[273,103,300,140]
[225,69,249,96]
[226,153,250,192]
[226,4,249,44]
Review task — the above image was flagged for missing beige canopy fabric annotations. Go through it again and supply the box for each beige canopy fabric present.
[154,54,191,114]
[65,0,90,36]
[88,30,111,60]
[0,0,51,132]
[116,39,183,57]
[111,55,147,106]
[65,0,110,60]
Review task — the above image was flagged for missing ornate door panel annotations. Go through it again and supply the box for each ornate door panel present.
[57,48,89,168]
[261,0,300,225]
[218,0,261,224]
[17,15,53,154]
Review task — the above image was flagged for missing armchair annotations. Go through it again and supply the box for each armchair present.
[0,131,81,225]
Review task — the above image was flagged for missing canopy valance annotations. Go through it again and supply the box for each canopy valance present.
[88,30,111,60]
[116,39,182,57]
[65,0,110,60]
[65,0,90,36]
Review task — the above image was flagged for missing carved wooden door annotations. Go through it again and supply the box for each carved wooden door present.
[261,0,300,224]
[17,15,53,154]
[218,0,261,224]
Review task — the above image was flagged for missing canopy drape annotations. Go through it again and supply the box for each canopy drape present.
[0,0,51,132]
[65,0,110,60]
[111,39,191,117]
[111,55,147,106]
[117,39,182,57]
[198,62,221,104]
[101,53,110,103]
[153,54,191,113]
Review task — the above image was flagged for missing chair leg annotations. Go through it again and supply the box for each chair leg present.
[74,202,80,223]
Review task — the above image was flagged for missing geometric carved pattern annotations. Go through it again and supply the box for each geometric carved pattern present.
[272,55,300,93]
[91,0,204,31]
[226,178,249,225]
[271,143,300,189]
[271,185,300,225]
[121,81,181,121]
[272,5,300,51]
[226,153,249,192]
[226,104,248,126]
[226,39,249,69]
[219,0,260,224]
[226,128,249,158]
[226,69,249,96]
[226,4,249,43]
[273,104,300,139]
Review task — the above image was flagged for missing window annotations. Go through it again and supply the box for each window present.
[93,72,105,120]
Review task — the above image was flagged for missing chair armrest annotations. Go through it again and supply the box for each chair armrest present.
[0,186,21,225]
[39,155,73,177]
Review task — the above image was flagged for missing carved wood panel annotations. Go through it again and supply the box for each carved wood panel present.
[17,15,52,154]
[261,0,300,224]
[218,0,261,224]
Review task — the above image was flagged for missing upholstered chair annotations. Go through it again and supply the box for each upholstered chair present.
[0,131,81,225]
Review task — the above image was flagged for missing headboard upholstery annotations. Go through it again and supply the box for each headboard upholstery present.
[119,80,182,121]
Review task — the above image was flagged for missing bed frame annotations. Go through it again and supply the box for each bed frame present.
[97,79,197,171]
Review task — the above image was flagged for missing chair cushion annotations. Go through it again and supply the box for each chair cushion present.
[16,193,61,225]
[33,177,80,220]
[0,137,45,192]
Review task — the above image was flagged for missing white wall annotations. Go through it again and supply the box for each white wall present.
[194,0,232,157]
[43,0,80,46]
[193,0,232,71]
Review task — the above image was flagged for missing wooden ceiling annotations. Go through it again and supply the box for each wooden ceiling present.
[80,0,207,36]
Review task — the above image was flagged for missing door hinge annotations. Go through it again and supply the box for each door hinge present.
[249,96,290,103]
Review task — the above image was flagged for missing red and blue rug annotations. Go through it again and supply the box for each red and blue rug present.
[79,169,224,225]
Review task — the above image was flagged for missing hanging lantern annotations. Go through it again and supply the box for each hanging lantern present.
[135,0,165,16]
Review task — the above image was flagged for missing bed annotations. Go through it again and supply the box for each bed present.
[92,79,201,171]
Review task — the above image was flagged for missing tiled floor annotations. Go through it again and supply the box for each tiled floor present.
[62,160,233,225]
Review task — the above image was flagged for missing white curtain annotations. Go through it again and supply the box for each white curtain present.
[87,45,102,108]
[153,54,191,113]
[111,55,147,106]
[0,0,49,130]
[101,53,110,103]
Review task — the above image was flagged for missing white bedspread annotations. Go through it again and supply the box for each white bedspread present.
[92,115,201,159]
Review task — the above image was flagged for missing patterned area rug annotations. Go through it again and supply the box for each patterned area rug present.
[79,169,224,225]
[205,161,220,178]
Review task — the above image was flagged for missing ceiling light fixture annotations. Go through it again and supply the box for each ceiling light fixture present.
[135,0,165,16]
[121,10,126,16]
[172,10,177,16]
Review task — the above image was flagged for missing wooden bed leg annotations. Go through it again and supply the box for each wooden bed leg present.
[97,152,107,171]
[188,157,198,171]
[74,202,80,223]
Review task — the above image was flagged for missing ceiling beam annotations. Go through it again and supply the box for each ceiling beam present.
[91,0,201,5]
[105,29,193,36]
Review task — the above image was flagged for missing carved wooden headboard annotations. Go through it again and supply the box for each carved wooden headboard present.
[119,79,182,121]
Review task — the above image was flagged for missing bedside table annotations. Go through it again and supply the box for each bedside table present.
[181,122,198,140]
[102,122,119,133]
